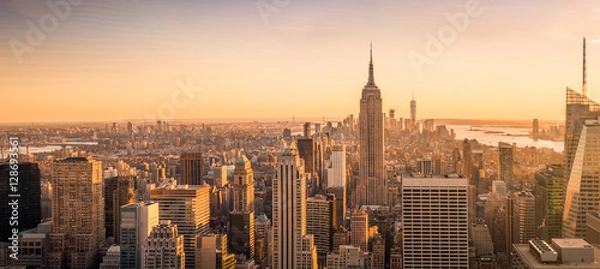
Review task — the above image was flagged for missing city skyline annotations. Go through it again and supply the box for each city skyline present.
[1,1,600,122]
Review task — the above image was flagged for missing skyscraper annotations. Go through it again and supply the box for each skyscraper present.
[120,202,160,269]
[410,93,417,128]
[142,220,185,269]
[401,175,469,269]
[0,162,40,241]
[306,194,332,263]
[196,234,235,269]
[326,145,346,188]
[271,140,318,269]
[462,139,473,181]
[498,142,514,184]
[532,119,540,140]
[180,152,204,185]
[359,45,387,206]
[535,164,564,242]
[564,38,600,196]
[47,157,105,269]
[297,138,315,175]
[229,155,255,259]
[563,119,600,238]
[150,183,210,269]
[104,175,136,242]
[511,191,536,244]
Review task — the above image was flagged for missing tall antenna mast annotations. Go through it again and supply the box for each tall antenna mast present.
[583,37,588,96]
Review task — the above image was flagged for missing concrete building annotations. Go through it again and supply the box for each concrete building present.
[180,152,204,185]
[229,155,255,259]
[306,194,332,266]
[271,140,318,269]
[48,157,105,269]
[327,145,347,188]
[535,164,564,241]
[150,182,210,269]
[100,245,121,269]
[586,212,600,244]
[196,234,235,269]
[142,220,185,269]
[401,174,469,269]
[350,210,369,251]
[512,192,536,244]
[104,174,136,242]
[0,162,41,242]
[512,238,600,269]
[498,142,514,185]
[326,245,369,269]
[120,202,160,269]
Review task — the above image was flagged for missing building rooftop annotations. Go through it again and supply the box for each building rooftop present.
[552,238,593,249]
[402,174,467,187]
[513,243,600,268]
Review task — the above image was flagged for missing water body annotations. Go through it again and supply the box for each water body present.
[1,142,98,158]
[447,125,563,152]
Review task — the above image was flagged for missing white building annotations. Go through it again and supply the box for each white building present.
[327,145,346,188]
[402,174,469,268]
[142,220,185,269]
[120,202,160,269]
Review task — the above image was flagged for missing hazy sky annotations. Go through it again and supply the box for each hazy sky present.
[1,0,599,123]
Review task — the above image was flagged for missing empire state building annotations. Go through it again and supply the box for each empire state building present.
[359,45,387,206]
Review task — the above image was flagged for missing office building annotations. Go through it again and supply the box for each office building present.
[150,183,210,269]
[512,192,536,244]
[401,175,469,269]
[197,234,235,269]
[120,202,159,269]
[180,152,204,185]
[535,165,564,241]
[104,174,136,242]
[306,194,332,263]
[326,186,346,229]
[297,138,316,175]
[229,155,255,259]
[359,45,387,206]
[327,145,346,188]
[271,140,318,269]
[511,238,600,269]
[100,245,121,269]
[498,142,514,185]
[142,220,185,269]
[563,118,600,238]
[0,162,41,241]
[47,157,105,269]
[532,119,540,140]
[371,233,385,269]
[350,210,368,251]
[325,245,369,269]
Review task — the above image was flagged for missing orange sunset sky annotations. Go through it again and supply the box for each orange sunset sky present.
[1,0,600,123]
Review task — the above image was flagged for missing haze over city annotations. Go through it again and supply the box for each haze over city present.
[1,0,600,122]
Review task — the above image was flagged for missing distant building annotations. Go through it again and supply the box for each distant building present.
[512,238,600,269]
[512,192,536,244]
[327,145,346,188]
[229,155,255,259]
[532,119,540,140]
[498,142,514,185]
[180,152,204,185]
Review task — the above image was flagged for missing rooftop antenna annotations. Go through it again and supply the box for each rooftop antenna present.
[583,37,588,96]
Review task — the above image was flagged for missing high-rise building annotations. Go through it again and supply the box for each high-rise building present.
[359,45,387,206]
[498,142,514,185]
[512,192,536,244]
[532,119,540,140]
[462,139,473,181]
[586,212,600,244]
[120,202,159,269]
[180,152,204,185]
[104,175,136,242]
[304,122,312,138]
[271,140,318,269]
[297,138,316,174]
[327,145,346,188]
[100,245,121,269]
[142,220,185,269]
[306,195,332,263]
[534,165,564,242]
[410,93,417,128]
[326,187,346,229]
[197,234,235,269]
[229,155,255,259]
[150,183,210,269]
[564,38,600,197]
[563,119,600,238]
[401,175,469,269]
[0,162,40,241]
[350,210,368,251]
[47,157,105,269]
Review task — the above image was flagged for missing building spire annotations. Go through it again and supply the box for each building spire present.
[583,37,588,96]
[367,42,376,86]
